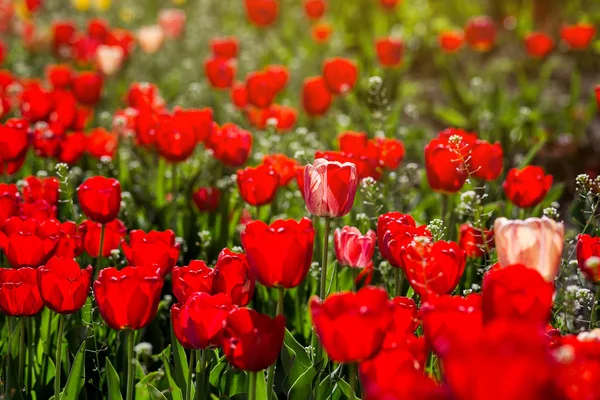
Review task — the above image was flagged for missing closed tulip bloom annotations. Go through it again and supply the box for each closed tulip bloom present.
[213,248,255,306]
[424,137,467,193]
[172,260,215,304]
[207,123,252,167]
[222,307,286,371]
[334,226,376,268]
[210,36,238,59]
[377,212,415,258]
[524,32,554,58]
[503,166,552,208]
[323,57,358,95]
[0,184,21,227]
[138,25,165,54]
[175,292,232,349]
[310,286,393,363]
[375,37,404,67]
[304,0,326,19]
[38,219,86,258]
[192,187,221,212]
[172,107,213,143]
[241,218,315,288]
[265,65,289,93]
[494,217,564,282]
[46,64,73,89]
[121,229,180,277]
[458,224,494,258]
[236,164,280,206]
[230,82,248,108]
[303,158,358,217]
[469,140,503,181]
[158,8,186,39]
[464,16,496,51]
[302,76,332,116]
[22,176,60,206]
[263,154,298,186]
[0,217,58,268]
[83,219,127,258]
[0,267,44,317]
[93,265,164,330]
[204,56,236,89]
[244,0,279,27]
[37,256,92,314]
[402,238,466,298]
[95,45,124,76]
[73,72,103,106]
[155,113,197,162]
[384,297,419,345]
[0,118,30,162]
[59,131,87,165]
[561,23,596,50]
[439,30,464,53]
[245,70,278,108]
[311,22,333,44]
[371,137,406,170]
[77,176,122,224]
[576,234,600,283]
[171,304,193,349]
[482,264,554,326]
[381,222,431,269]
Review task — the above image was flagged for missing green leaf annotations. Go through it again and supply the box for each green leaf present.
[169,325,189,395]
[433,106,469,128]
[256,370,268,400]
[159,346,184,400]
[61,341,86,400]
[337,379,360,400]
[106,358,124,400]
[288,366,317,400]
[147,384,169,400]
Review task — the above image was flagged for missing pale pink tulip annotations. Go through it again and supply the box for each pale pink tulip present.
[95,45,124,76]
[303,158,358,218]
[494,217,564,282]
[158,8,186,39]
[138,25,164,54]
[334,226,376,268]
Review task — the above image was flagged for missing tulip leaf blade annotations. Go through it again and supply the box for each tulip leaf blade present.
[147,383,169,400]
[159,346,184,400]
[62,340,86,400]
[106,358,124,400]
[169,325,189,396]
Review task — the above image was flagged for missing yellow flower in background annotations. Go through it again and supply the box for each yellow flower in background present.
[119,6,135,23]
[72,0,91,11]
[172,0,186,5]
[93,0,111,11]
[15,0,31,20]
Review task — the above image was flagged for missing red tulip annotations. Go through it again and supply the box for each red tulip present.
[106,29,136,57]
[230,82,248,108]
[244,0,279,27]
[525,32,554,58]
[482,264,554,326]
[174,292,232,349]
[158,8,186,39]
[121,229,180,277]
[0,118,30,163]
[379,0,401,8]
[82,219,126,258]
[262,154,298,186]
[311,286,393,363]
[561,23,596,50]
[22,176,59,206]
[0,184,21,227]
[424,136,467,193]
[246,70,278,108]
[439,30,464,53]
[19,83,53,122]
[172,107,213,143]
[576,234,600,283]
[58,131,86,164]
[302,76,332,116]
[127,82,163,109]
[303,0,326,19]
[51,20,76,57]
[46,64,73,89]
[77,176,121,224]
[361,361,446,400]
[222,307,286,371]
[458,224,494,258]
[315,150,381,181]
[213,248,255,306]
[38,219,86,258]
[192,187,221,212]
[87,18,109,41]
[0,267,44,317]
[377,212,415,258]
[265,65,289,93]
[94,265,164,330]
[384,297,419,345]
[503,166,552,208]
[323,57,358,95]
[464,16,497,51]
[241,218,315,288]
[596,85,600,111]
[210,36,238,59]
[0,217,58,268]
[303,158,358,217]
[204,56,236,89]
[37,256,92,314]
[31,123,64,159]
[266,105,297,132]
[334,226,376,269]
[375,37,403,67]
[311,22,333,43]
[172,260,214,303]
[236,164,279,206]
[402,239,466,298]
[87,128,118,160]
[156,113,197,162]
[73,72,103,105]
[207,123,252,167]
[371,137,405,169]
[469,140,503,181]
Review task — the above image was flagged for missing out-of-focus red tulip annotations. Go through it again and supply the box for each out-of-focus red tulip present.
[401,238,466,298]
[73,72,103,105]
[377,212,416,262]
[576,234,600,283]
[263,154,298,186]
[137,25,165,54]
[174,292,232,349]
[339,131,368,154]
[58,131,86,164]
[311,22,333,43]
[172,260,214,303]
[503,166,552,208]
[311,286,393,363]
[51,20,76,57]
[0,267,44,316]
[222,307,286,371]
[266,104,297,132]
[469,140,503,181]
[0,184,20,227]
[204,56,236,89]
[19,199,56,221]
[334,226,376,269]
[244,0,279,27]
[95,45,124,76]
[38,219,86,258]
[31,123,64,159]
[121,229,180,278]
[482,263,554,326]
[0,217,58,268]
[302,76,332,116]
[230,82,248,108]
[155,113,197,163]
[371,137,405,169]
[193,187,221,212]
[304,158,358,217]
[245,70,278,108]
[525,32,554,58]
[265,64,289,93]
[82,219,126,258]
[379,0,401,8]
[0,39,5,65]
[207,123,252,167]
[323,57,358,95]
[37,256,92,314]
[595,85,600,111]
[0,119,30,163]
[384,297,419,344]
[424,138,466,193]
[87,18,108,41]
[158,8,186,39]
[172,107,213,143]
[20,84,53,122]
[304,0,326,19]
[213,248,255,306]
[241,218,315,288]
[439,30,464,53]
[375,37,403,67]
[106,29,136,57]
[210,36,238,59]
[22,176,59,205]
[458,224,494,258]
[77,176,121,224]
[561,23,596,50]
[93,265,164,330]
[464,16,497,51]
[236,164,279,206]
[46,64,73,89]
[494,217,564,282]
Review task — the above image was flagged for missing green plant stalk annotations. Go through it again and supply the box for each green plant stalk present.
[186,351,195,400]
[18,319,25,389]
[6,318,13,399]
[55,314,65,400]
[95,224,106,275]
[194,350,207,400]
[394,268,403,297]
[348,363,357,400]
[315,217,331,362]
[126,329,135,400]
[266,287,285,400]
[591,284,600,329]
[248,371,257,400]
[27,317,34,394]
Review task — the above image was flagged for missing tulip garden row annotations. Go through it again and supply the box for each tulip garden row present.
[1,0,600,399]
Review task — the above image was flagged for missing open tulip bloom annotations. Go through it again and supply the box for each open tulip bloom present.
[2,3,600,400]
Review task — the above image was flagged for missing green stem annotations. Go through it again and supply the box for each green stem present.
[348,363,357,400]
[591,284,600,329]
[194,350,207,400]
[6,318,13,399]
[27,317,34,394]
[266,288,285,400]
[55,314,65,400]
[315,218,331,363]
[95,223,106,274]
[186,351,195,400]
[394,268,403,297]
[126,330,135,400]
[351,268,358,292]
[248,371,257,400]
[17,319,25,389]
[441,194,448,228]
